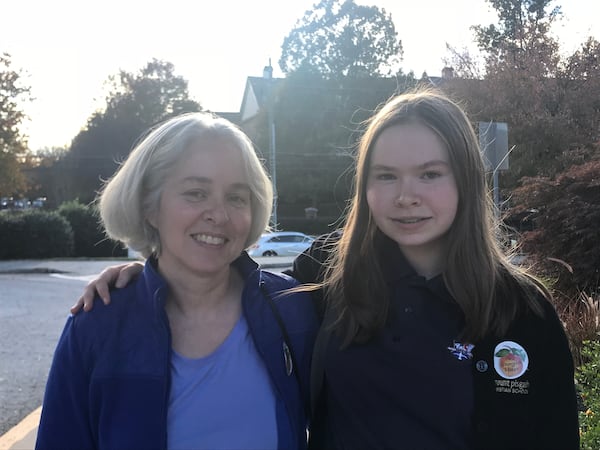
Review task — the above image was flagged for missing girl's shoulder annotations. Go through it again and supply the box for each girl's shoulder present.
[288,230,342,284]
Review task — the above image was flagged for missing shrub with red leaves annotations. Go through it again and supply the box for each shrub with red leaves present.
[507,157,600,296]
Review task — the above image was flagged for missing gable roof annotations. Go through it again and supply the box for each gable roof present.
[212,111,241,125]
[239,76,284,122]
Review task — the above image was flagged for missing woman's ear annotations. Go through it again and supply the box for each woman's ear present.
[146,208,158,229]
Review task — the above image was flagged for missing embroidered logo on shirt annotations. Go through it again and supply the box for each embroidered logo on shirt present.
[493,340,528,379]
[447,341,475,360]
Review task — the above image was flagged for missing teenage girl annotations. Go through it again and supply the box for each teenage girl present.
[76,88,579,449]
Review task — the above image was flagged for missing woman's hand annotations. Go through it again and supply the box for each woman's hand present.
[70,262,145,313]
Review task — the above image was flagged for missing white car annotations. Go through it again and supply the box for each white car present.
[247,231,314,257]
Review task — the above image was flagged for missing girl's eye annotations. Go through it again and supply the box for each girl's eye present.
[422,171,442,180]
[375,172,396,181]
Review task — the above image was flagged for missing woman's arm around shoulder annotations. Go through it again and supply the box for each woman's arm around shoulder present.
[71,261,145,313]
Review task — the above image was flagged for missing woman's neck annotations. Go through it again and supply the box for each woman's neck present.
[160,265,245,359]
[157,262,242,316]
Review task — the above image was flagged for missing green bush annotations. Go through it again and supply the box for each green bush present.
[57,200,127,257]
[0,210,74,259]
[577,339,600,449]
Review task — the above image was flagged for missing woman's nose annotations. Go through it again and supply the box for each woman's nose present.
[202,201,229,224]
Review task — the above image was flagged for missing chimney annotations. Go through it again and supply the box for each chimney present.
[263,58,273,79]
[442,66,454,79]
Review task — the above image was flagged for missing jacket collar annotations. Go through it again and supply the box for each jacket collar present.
[141,251,261,304]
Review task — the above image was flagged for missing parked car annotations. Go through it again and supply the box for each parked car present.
[247,231,314,257]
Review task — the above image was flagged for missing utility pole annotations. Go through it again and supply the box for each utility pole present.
[263,60,277,229]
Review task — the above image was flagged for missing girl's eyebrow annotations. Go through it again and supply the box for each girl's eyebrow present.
[370,164,396,171]
[419,160,450,169]
[370,160,449,171]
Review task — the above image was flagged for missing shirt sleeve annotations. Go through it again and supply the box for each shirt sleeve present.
[536,300,580,449]
[35,316,95,450]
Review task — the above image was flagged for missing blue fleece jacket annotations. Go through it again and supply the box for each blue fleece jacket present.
[36,253,318,450]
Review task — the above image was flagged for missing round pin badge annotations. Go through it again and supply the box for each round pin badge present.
[475,360,488,372]
[493,341,528,379]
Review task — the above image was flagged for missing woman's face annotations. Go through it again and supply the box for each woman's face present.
[366,122,459,275]
[148,136,252,279]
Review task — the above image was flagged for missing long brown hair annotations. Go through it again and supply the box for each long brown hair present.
[324,87,547,347]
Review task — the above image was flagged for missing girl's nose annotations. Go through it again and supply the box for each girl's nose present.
[394,181,420,207]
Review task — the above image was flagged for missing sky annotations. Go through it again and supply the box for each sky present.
[3,0,599,151]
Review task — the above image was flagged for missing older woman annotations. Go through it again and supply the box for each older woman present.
[36,113,318,450]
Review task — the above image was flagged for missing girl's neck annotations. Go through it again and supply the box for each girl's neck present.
[400,242,446,279]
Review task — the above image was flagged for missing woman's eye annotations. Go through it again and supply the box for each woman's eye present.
[183,190,207,201]
[228,194,250,207]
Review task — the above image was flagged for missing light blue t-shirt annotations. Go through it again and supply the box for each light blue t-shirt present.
[167,315,278,450]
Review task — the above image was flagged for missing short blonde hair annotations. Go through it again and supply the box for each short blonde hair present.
[98,112,273,258]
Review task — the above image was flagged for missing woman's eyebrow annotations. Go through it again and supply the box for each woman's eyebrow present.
[180,177,250,191]
[181,176,211,184]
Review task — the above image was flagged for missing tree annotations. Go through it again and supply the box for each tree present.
[0,53,31,197]
[441,0,585,187]
[279,0,403,78]
[60,60,201,204]
[472,0,562,64]
[24,146,69,208]
[559,37,600,146]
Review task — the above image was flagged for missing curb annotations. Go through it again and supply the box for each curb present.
[0,407,40,450]
[0,268,67,274]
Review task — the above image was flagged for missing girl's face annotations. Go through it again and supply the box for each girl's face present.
[366,123,459,276]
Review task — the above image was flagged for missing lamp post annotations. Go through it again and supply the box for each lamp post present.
[263,61,277,229]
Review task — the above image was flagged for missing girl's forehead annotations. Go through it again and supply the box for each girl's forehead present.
[371,123,450,162]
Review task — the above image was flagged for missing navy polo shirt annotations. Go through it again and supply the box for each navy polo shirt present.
[323,246,474,449]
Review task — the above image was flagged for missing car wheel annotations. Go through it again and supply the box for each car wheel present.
[263,250,277,257]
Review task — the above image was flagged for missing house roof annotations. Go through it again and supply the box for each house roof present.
[212,111,241,125]
[219,66,455,124]
[239,76,284,123]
